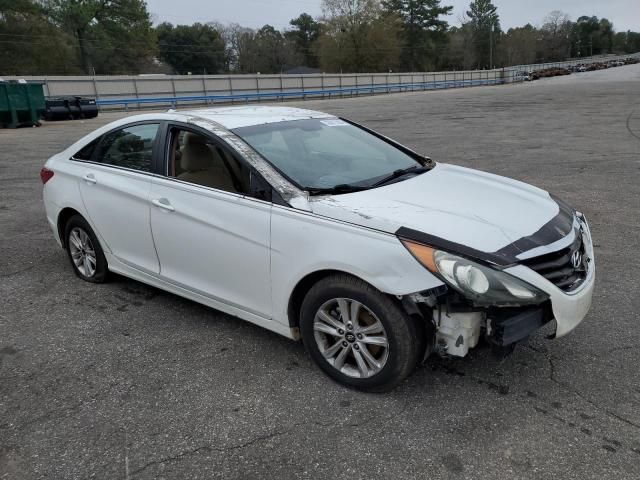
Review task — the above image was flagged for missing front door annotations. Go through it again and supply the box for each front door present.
[149,126,272,318]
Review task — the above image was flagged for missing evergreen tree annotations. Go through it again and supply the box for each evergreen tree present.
[156,23,227,74]
[286,13,322,68]
[383,0,453,71]
[0,0,79,74]
[46,0,156,74]
[466,0,500,68]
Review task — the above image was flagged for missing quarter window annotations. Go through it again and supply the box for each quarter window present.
[72,138,100,160]
[94,123,160,172]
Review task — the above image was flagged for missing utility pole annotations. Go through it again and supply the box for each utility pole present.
[489,24,494,69]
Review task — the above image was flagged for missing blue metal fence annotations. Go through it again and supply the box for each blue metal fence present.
[96,77,504,110]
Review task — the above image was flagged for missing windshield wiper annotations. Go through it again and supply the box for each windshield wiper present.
[307,183,370,195]
[369,165,428,188]
[306,165,429,195]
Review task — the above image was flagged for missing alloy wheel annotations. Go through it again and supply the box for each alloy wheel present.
[313,297,389,378]
[68,227,97,278]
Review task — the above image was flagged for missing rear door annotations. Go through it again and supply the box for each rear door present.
[149,124,273,318]
[75,122,161,274]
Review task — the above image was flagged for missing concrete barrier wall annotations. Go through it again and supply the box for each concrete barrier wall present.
[4,52,638,110]
[1,70,507,110]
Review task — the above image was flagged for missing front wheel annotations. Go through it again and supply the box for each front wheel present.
[300,274,421,392]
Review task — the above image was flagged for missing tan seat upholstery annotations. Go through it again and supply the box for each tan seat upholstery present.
[177,133,235,192]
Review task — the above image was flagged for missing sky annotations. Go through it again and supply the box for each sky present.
[145,0,640,32]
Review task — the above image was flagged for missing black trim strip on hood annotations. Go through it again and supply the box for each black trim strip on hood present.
[396,227,515,266]
[493,196,574,259]
[396,196,575,266]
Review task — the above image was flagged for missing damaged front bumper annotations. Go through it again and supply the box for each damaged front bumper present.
[426,216,595,357]
[432,305,553,357]
[503,216,595,338]
[502,262,594,338]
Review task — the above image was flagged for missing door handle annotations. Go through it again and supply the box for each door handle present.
[151,198,175,212]
[83,173,97,184]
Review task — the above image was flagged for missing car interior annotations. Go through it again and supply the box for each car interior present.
[169,129,249,194]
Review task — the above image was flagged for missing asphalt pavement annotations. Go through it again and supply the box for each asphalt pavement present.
[1,64,639,479]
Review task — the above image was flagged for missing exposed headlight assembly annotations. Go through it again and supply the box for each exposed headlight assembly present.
[401,240,548,306]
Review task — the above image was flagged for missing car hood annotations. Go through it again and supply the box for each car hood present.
[309,163,570,260]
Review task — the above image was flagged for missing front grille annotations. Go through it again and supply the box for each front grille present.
[521,232,588,291]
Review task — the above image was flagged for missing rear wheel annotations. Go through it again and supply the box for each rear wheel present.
[64,215,108,283]
[300,274,420,392]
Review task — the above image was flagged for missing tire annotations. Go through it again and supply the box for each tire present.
[300,274,420,392]
[64,214,108,283]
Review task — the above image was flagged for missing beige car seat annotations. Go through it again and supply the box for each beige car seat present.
[178,133,235,192]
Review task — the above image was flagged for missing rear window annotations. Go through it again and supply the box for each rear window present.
[93,123,160,172]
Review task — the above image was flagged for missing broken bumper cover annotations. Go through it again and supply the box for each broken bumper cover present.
[502,220,595,338]
[487,307,551,346]
[417,216,594,355]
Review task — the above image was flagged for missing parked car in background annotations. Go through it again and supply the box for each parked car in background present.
[516,71,532,81]
[40,106,595,391]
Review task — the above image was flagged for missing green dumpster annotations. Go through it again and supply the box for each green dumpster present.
[0,81,46,128]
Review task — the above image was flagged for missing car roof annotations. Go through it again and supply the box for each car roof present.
[177,105,335,130]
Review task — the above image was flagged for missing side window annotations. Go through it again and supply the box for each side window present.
[168,128,258,197]
[72,138,100,160]
[94,123,160,172]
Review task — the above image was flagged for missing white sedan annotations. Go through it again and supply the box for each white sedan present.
[41,106,595,391]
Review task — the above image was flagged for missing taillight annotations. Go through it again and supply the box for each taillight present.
[40,167,54,184]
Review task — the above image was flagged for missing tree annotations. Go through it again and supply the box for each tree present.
[286,13,321,67]
[599,18,614,54]
[45,0,156,74]
[540,10,572,61]
[382,0,453,71]
[318,0,402,72]
[498,24,538,66]
[156,22,226,74]
[252,24,300,73]
[0,0,40,17]
[613,30,640,54]
[3,1,640,76]
[0,0,79,74]
[221,23,257,73]
[571,16,600,57]
[444,24,475,70]
[466,0,500,68]
[568,16,616,57]
[320,0,383,72]
[222,24,299,74]
[207,21,233,71]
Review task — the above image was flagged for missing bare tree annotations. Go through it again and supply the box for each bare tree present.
[499,25,537,66]
[221,23,257,73]
[319,0,402,72]
[541,10,572,61]
[322,0,380,26]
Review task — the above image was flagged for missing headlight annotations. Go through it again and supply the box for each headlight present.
[401,240,548,306]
